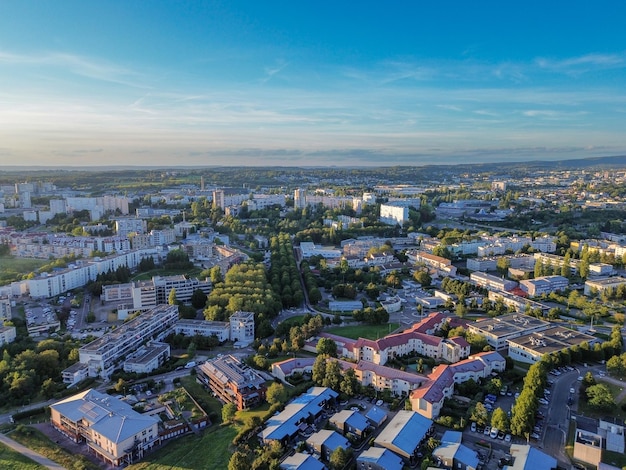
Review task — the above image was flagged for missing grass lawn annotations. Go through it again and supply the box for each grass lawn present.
[326,323,400,340]
[0,257,47,286]
[0,442,45,470]
[577,379,626,421]
[10,427,100,470]
[236,402,270,423]
[179,376,223,423]
[127,424,238,470]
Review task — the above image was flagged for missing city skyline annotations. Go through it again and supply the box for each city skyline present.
[1,1,625,167]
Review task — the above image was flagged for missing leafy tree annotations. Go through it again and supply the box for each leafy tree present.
[168,288,178,306]
[228,451,250,470]
[316,338,338,357]
[266,382,288,405]
[322,360,342,391]
[190,289,208,309]
[222,402,237,423]
[586,384,615,411]
[340,368,359,397]
[491,407,510,432]
[329,447,349,470]
[312,355,327,385]
[470,402,489,427]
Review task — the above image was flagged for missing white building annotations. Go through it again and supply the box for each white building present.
[76,305,179,379]
[470,272,517,291]
[50,389,160,467]
[230,311,255,347]
[123,342,171,374]
[584,276,626,296]
[519,275,569,296]
[173,320,231,343]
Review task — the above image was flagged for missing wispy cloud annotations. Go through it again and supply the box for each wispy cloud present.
[535,53,625,75]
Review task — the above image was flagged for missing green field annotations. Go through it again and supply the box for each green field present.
[0,442,45,470]
[326,323,400,340]
[10,427,100,470]
[577,379,626,421]
[127,425,238,470]
[0,257,47,286]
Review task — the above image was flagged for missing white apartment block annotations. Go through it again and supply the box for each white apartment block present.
[26,249,159,298]
[406,250,457,276]
[230,311,255,347]
[519,275,569,296]
[0,326,17,346]
[173,320,231,343]
[467,313,550,351]
[584,276,626,296]
[470,272,518,291]
[115,218,147,236]
[0,296,11,321]
[467,254,535,272]
[76,304,179,379]
[380,203,409,226]
[123,342,171,374]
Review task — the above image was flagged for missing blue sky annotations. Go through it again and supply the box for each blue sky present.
[0,1,625,167]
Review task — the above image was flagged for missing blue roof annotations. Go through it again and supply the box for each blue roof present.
[504,444,557,470]
[345,411,370,432]
[280,453,325,470]
[456,444,480,468]
[261,387,338,442]
[365,406,387,425]
[375,410,433,459]
[441,430,462,444]
[358,447,403,470]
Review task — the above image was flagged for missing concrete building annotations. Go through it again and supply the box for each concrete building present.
[0,296,11,320]
[229,311,255,347]
[584,276,626,296]
[115,218,147,237]
[0,325,16,346]
[173,320,230,343]
[519,275,569,297]
[197,355,266,410]
[407,250,457,276]
[488,291,550,315]
[50,389,160,467]
[123,342,171,374]
[470,272,518,291]
[507,326,598,364]
[75,305,178,380]
[467,314,550,351]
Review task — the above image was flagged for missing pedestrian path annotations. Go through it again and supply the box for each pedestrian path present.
[0,432,66,470]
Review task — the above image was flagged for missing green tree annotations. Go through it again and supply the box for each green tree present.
[322,360,342,391]
[316,338,338,357]
[266,382,288,405]
[586,384,615,411]
[228,451,249,470]
[168,288,178,306]
[329,447,349,470]
[190,289,208,309]
[491,407,510,432]
[470,402,489,427]
[340,368,359,397]
[312,354,327,385]
[222,402,237,423]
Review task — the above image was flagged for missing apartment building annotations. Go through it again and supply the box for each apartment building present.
[123,342,171,374]
[173,320,230,343]
[76,305,179,380]
[407,250,458,276]
[508,326,599,364]
[230,311,255,347]
[197,355,266,410]
[584,276,626,296]
[50,389,160,467]
[470,271,518,291]
[519,275,569,296]
[467,314,550,351]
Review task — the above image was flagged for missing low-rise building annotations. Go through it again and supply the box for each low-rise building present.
[433,431,480,470]
[329,410,371,438]
[374,410,433,463]
[470,272,518,291]
[123,342,170,374]
[306,430,350,462]
[197,355,266,410]
[467,314,550,351]
[0,325,16,346]
[504,444,557,470]
[173,320,230,343]
[280,453,326,470]
[260,387,338,445]
[50,389,160,467]
[507,326,598,364]
[519,275,569,297]
[584,276,626,296]
[357,447,403,470]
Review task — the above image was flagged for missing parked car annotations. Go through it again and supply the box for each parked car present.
[471,422,477,432]
[505,434,512,443]
[484,426,491,436]
[490,427,499,439]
